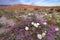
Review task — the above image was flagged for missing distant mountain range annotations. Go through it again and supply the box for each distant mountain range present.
[0,4,60,9]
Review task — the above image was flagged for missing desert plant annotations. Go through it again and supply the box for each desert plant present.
[34,8,39,10]
[56,9,60,12]
[0,23,4,28]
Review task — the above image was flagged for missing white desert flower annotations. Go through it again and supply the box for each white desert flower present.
[45,13,47,15]
[31,22,40,28]
[36,23,40,26]
[28,13,33,15]
[49,14,52,17]
[44,31,47,33]
[42,32,46,37]
[55,27,59,31]
[31,22,35,25]
[25,27,29,31]
[43,22,47,25]
[28,13,32,15]
[34,23,39,28]
[37,34,42,39]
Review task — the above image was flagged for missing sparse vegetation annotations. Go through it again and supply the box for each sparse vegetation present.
[0,23,4,28]
[56,9,60,12]
[34,8,39,10]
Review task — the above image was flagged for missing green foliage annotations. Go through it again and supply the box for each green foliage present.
[0,23,4,28]
[55,22,60,26]
[57,37,60,40]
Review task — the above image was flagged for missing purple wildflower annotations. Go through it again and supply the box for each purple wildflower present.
[20,29,24,32]
[20,17,28,22]
[28,24,32,27]
[50,26,56,33]
[47,36,51,40]
[51,28,55,32]
[25,33,29,37]
[24,31,30,37]
[32,27,36,30]
[35,32,39,35]
[16,34,20,39]
[47,32,51,35]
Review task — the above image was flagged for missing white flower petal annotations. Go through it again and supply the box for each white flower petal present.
[43,22,47,25]
[34,23,38,28]
[31,22,35,25]
[42,33,46,37]
[55,27,59,31]
[25,27,29,31]
[37,34,42,39]
[36,23,40,26]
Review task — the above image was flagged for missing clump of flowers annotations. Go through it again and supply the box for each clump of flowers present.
[1,14,60,40]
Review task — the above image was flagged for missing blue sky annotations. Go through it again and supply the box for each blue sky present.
[0,0,60,6]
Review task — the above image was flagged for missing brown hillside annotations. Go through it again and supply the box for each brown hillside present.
[0,4,60,10]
